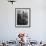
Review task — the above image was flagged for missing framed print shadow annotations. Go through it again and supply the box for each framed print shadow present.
[15,8,31,28]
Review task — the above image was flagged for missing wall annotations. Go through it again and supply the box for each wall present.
[0,0,46,42]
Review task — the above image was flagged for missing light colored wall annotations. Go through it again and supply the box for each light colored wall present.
[0,0,46,42]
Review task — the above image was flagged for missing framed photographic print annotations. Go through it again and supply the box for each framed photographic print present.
[15,8,31,28]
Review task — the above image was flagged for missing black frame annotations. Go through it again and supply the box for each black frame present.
[15,8,31,28]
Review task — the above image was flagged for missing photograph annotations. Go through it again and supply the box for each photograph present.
[15,8,31,27]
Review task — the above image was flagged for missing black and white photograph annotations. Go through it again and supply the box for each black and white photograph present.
[15,8,31,27]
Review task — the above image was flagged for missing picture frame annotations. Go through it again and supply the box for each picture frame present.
[15,8,31,28]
